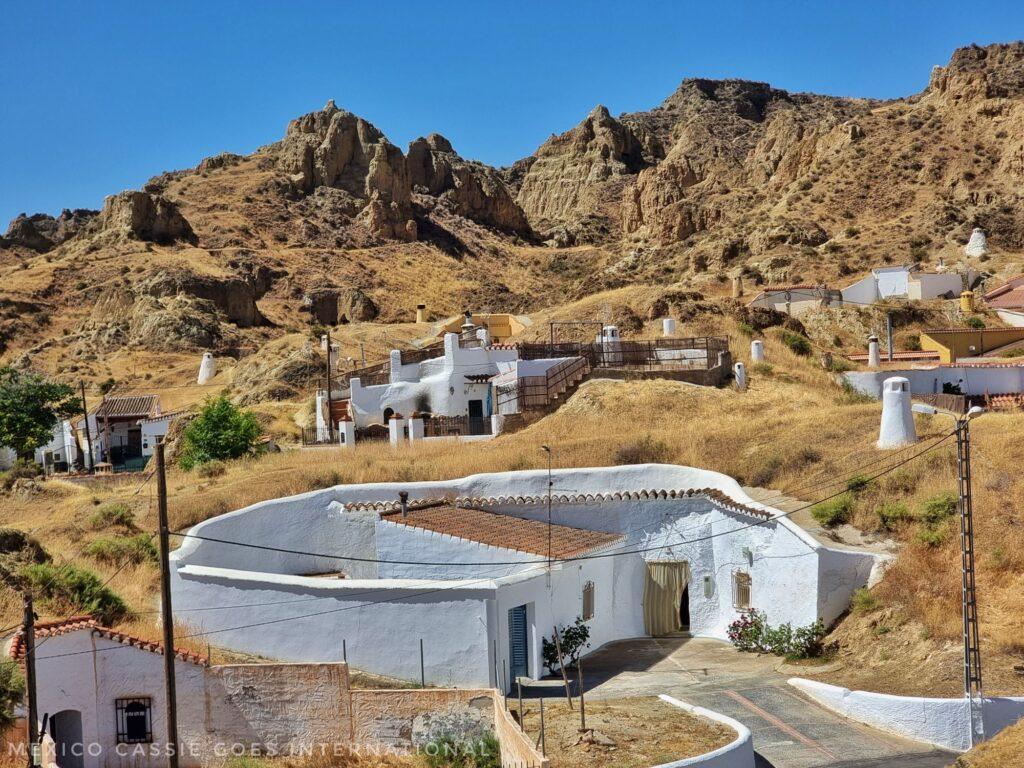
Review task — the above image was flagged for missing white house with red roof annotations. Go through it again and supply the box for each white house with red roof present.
[5,617,349,768]
[169,464,879,690]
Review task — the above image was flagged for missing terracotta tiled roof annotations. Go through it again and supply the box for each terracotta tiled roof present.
[8,616,207,666]
[352,487,774,522]
[980,393,1024,410]
[757,285,822,292]
[984,286,1024,309]
[381,504,623,558]
[93,395,160,419]
[138,408,185,424]
[847,351,941,362]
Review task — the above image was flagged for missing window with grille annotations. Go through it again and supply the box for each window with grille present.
[733,571,752,610]
[582,581,595,620]
[115,698,153,744]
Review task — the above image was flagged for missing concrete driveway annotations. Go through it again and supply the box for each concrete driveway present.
[571,636,955,768]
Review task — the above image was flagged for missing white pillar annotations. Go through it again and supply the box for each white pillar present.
[320,334,329,352]
[197,352,217,385]
[868,334,881,368]
[734,362,747,392]
[476,327,491,346]
[877,377,917,449]
[389,349,403,383]
[388,416,404,446]
[407,416,424,443]
[339,420,355,449]
[491,413,505,436]
[750,339,765,363]
[662,318,676,337]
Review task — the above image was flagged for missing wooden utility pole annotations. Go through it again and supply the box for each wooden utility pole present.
[79,382,94,473]
[23,594,38,768]
[155,444,180,768]
[325,331,334,438]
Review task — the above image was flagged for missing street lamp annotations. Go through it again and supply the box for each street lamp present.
[911,402,985,745]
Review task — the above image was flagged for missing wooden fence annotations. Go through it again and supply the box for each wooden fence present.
[423,415,492,437]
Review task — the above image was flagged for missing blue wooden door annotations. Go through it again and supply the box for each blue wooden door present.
[508,605,529,681]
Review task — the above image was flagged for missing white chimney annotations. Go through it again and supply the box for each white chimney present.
[734,362,747,392]
[877,377,917,449]
[964,228,988,258]
[197,352,217,385]
[662,318,677,337]
[868,334,881,368]
[750,340,765,363]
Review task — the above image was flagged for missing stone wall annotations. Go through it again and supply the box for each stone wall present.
[350,688,494,748]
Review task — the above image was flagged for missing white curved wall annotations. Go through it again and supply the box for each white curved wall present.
[789,678,1024,752]
[654,694,754,767]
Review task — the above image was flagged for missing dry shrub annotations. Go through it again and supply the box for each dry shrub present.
[613,435,672,465]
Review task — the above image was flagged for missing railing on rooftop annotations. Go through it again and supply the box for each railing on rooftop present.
[517,336,729,371]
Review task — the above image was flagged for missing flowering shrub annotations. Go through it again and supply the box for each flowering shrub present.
[727,609,825,659]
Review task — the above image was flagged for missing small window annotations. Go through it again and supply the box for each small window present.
[733,572,752,610]
[582,581,595,620]
[703,575,713,599]
[116,698,153,744]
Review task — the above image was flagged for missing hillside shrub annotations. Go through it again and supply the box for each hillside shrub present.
[781,331,812,356]
[851,588,880,613]
[918,491,957,525]
[614,435,671,465]
[20,562,128,624]
[875,501,912,530]
[85,534,158,566]
[0,659,24,729]
[811,492,854,527]
[88,502,136,531]
[846,475,873,494]
[424,732,500,768]
[965,316,985,329]
[179,395,261,470]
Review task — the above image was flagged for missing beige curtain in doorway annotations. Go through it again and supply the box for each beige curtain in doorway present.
[643,561,690,636]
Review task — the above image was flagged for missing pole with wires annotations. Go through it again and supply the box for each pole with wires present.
[80,381,94,473]
[541,446,552,581]
[23,593,38,768]
[155,444,180,768]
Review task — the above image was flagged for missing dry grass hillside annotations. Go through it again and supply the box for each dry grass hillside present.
[1,315,1023,698]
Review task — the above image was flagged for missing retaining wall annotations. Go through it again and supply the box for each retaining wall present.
[653,695,754,767]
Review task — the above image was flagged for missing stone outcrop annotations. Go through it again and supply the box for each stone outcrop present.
[100,191,195,244]
[339,287,378,322]
[516,106,645,237]
[2,209,97,252]
[408,134,529,233]
[139,269,266,327]
[274,100,416,241]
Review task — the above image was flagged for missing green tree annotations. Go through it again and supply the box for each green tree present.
[179,395,261,470]
[0,367,77,459]
[0,659,24,729]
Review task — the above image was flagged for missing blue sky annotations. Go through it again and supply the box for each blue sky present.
[2,1,1022,226]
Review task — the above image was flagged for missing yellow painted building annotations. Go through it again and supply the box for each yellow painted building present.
[919,327,1024,362]
[435,313,528,344]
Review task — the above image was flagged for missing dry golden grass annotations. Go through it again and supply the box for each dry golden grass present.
[955,716,1024,768]
[1,315,1023,696]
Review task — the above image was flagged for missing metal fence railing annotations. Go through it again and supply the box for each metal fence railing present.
[515,336,729,371]
[423,415,492,437]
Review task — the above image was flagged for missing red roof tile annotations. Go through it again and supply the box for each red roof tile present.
[93,395,160,419]
[8,616,207,666]
[381,504,623,559]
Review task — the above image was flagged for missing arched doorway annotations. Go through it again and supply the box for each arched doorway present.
[49,709,84,768]
[382,407,394,424]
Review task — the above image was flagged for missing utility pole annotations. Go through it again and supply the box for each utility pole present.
[886,312,894,362]
[79,382,94,473]
[911,402,985,746]
[956,414,984,745]
[325,330,333,439]
[155,444,180,768]
[359,341,366,369]
[23,593,38,768]
[541,446,552,577]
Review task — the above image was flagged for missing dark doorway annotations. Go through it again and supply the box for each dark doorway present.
[127,429,143,458]
[50,710,84,768]
[383,407,394,423]
[679,584,690,632]
[467,399,485,435]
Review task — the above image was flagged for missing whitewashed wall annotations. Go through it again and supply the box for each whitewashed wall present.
[843,366,1024,398]
[874,267,910,298]
[789,679,1024,753]
[840,275,879,305]
[654,695,754,768]
[909,273,963,300]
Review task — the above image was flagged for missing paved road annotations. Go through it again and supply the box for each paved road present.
[571,636,955,768]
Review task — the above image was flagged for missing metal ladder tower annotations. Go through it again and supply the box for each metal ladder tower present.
[956,419,984,745]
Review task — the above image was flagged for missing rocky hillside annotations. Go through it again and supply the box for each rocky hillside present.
[4,42,1024,391]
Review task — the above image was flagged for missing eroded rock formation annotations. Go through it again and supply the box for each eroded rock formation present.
[100,191,195,244]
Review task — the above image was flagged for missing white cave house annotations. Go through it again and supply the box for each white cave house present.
[170,465,879,689]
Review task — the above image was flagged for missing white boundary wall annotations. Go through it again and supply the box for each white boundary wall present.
[654,695,754,767]
[843,365,1024,398]
[789,678,1024,752]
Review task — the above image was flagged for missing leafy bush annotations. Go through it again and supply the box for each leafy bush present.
[917,491,956,525]
[851,588,880,613]
[916,523,950,547]
[179,395,261,470]
[875,501,912,530]
[0,659,24,729]
[424,732,500,768]
[542,617,590,675]
[811,492,854,527]
[85,535,157,566]
[88,502,136,531]
[846,475,873,494]
[738,322,756,337]
[781,331,812,356]
[965,316,985,329]
[727,609,825,658]
[0,461,41,492]
[20,562,128,624]
[196,459,226,478]
[614,435,671,465]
